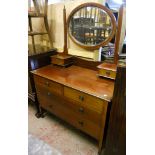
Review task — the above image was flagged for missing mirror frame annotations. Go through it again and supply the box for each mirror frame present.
[67,2,117,50]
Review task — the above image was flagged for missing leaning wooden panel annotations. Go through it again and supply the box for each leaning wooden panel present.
[102,65,126,155]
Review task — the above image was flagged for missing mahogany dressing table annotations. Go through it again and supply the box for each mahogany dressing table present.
[31,2,125,154]
[31,59,114,153]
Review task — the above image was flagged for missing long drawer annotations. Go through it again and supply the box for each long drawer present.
[63,99,102,126]
[34,75,63,96]
[64,86,106,114]
[36,86,101,139]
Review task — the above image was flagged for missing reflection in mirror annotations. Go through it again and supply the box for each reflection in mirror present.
[69,6,113,46]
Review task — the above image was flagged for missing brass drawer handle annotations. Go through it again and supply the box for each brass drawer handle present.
[105,71,110,77]
[47,92,51,96]
[45,81,49,86]
[79,95,84,101]
[78,121,84,126]
[78,107,84,113]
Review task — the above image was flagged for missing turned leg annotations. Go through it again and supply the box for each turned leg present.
[34,96,42,118]
[40,107,47,118]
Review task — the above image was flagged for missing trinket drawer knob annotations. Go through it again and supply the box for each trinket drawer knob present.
[105,71,110,76]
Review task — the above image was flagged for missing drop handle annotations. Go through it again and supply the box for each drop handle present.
[105,71,110,76]
[45,81,49,86]
[78,107,84,113]
[79,95,84,101]
[47,92,51,96]
[78,121,84,126]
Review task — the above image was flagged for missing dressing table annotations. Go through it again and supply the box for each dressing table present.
[31,2,125,154]
[31,58,114,153]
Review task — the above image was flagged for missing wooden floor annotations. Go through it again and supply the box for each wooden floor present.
[28,103,98,155]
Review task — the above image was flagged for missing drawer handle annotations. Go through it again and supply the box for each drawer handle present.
[79,96,84,101]
[105,71,110,77]
[45,81,49,86]
[47,92,51,96]
[78,107,84,113]
[78,121,84,126]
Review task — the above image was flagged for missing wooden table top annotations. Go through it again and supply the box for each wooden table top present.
[31,65,115,102]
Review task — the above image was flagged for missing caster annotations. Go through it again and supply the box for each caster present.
[40,112,47,118]
[35,112,41,118]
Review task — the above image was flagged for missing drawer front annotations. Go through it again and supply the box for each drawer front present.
[64,86,105,114]
[98,69,116,79]
[51,57,64,65]
[37,90,100,139]
[64,100,102,126]
[34,75,63,95]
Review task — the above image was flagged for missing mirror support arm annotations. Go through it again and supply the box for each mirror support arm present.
[63,6,68,55]
[114,5,126,64]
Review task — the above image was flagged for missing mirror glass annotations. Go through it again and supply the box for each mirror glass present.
[68,6,114,47]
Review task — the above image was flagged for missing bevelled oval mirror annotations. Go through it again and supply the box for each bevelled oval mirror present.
[67,3,116,50]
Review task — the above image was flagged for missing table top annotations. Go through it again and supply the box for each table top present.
[31,64,115,102]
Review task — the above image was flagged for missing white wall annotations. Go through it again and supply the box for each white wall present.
[48,0,62,4]
[48,0,77,4]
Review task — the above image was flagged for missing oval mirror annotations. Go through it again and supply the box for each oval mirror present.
[67,3,116,50]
